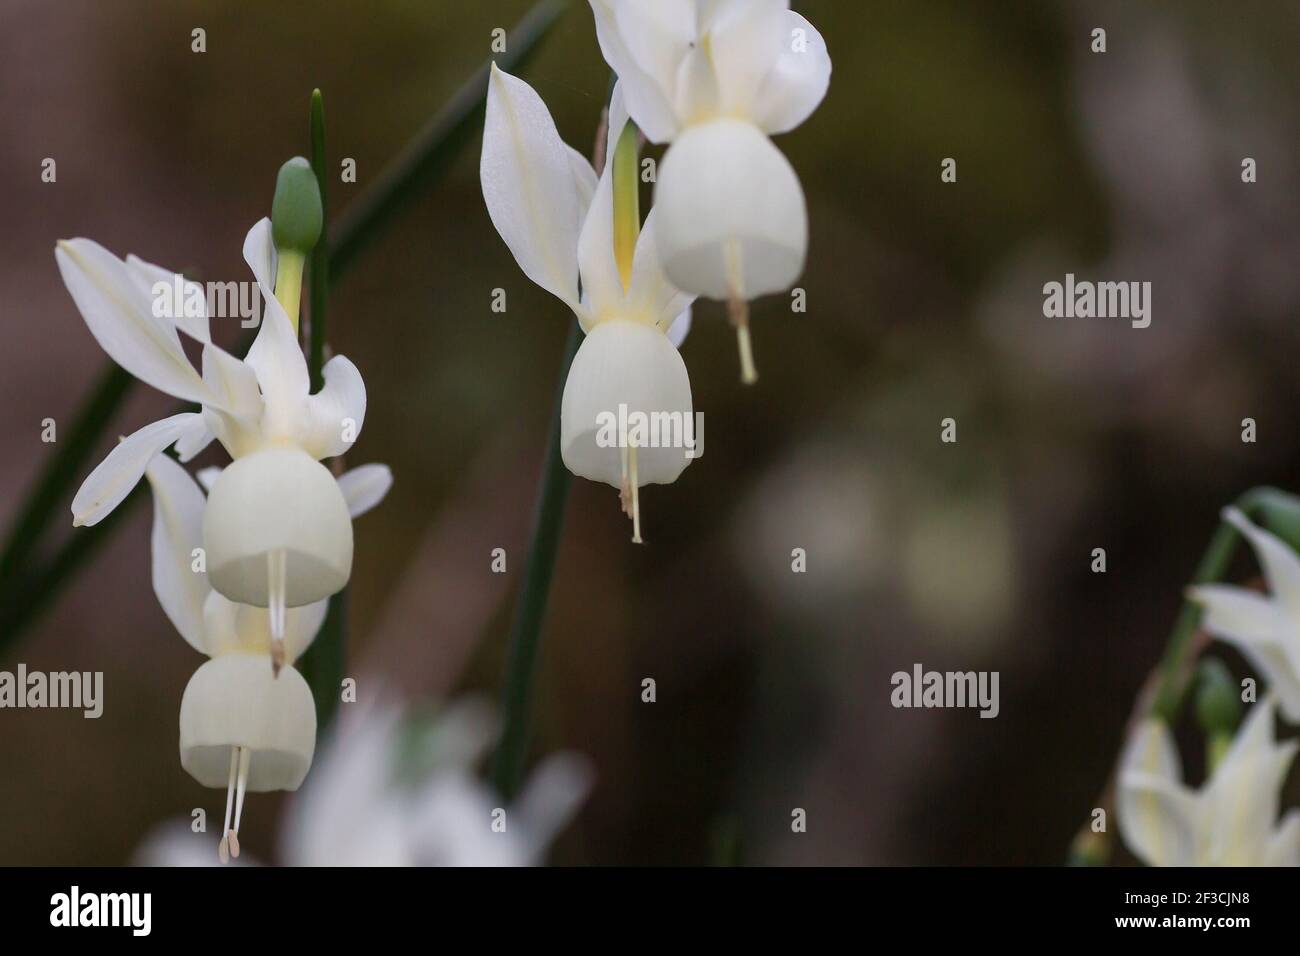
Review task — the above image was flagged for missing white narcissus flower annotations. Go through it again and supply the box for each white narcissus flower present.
[1189,507,1300,723]
[59,213,388,665]
[588,0,831,382]
[481,65,695,541]
[1117,696,1300,866]
[144,452,391,862]
[134,695,592,867]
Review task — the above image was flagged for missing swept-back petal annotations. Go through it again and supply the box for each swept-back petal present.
[124,255,210,345]
[665,305,692,347]
[588,0,682,143]
[299,355,367,459]
[72,413,206,527]
[752,9,832,134]
[481,65,585,315]
[242,217,309,431]
[56,239,211,404]
[628,207,694,327]
[144,453,209,654]
[338,463,393,519]
[704,0,789,118]
[576,158,623,323]
[1223,507,1300,621]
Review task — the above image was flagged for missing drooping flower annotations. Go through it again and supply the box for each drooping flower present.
[59,160,386,666]
[144,452,391,862]
[588,0,831,382]
[1188,507,1300,722]
[481,65,695,541]
[134,695,592,866]
[1117,695,1300,866]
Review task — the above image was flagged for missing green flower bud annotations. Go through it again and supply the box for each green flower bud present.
[1194,658,1242,738]
[271,157,323,255]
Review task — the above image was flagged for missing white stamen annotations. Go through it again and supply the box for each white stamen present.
[230,746,250,859]
[218,746,238,864]
[629,440,642,544]
[724,239,757,385]
[268,549,287,677]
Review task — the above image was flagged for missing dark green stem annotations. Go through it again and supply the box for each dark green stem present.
[490,321,581,799]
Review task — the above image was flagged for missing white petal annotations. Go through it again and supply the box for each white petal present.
[481,65,585,314]
[124,255,210,345]
[752,9,831,134]
[241,218,278,294]
[300,354,367,459]
[603,82,630,175]
[56,240,210,404]
[338,463,393,519]
[173,419,215,462]
[1223,507,1300,622]
[71,413,205,527]
[628,207,694,327]
[1265,810,1300,866]
[568,145,599,218]
[195,466,222,492]
[704,0,789,118]
[588,0,682,143]
[665,305,692,347]
[144,454,209,654]
[1116,719,1196,866]
[576,158,624,323]
[1189,584,1284,645]
[514,752,594,862]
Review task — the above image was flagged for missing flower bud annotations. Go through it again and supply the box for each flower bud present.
[1194,658,1242,738]
[271,157,323,256]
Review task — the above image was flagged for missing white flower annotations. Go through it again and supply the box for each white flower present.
[144,452,391,862]
[1117,696,1300,866]
[1189,507,1300,722]
[134,695,592,867]
[481,65,694,541]
[588,0,831,382]
[58,216,387,657]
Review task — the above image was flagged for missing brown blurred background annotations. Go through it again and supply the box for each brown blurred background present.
[2,0,1300,865]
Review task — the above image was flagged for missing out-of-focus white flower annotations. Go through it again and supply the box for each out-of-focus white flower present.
[481,65,694,541]
[1189,507,1300,723]
[1117,696,1300,866]
[588,0,831,382]
[60,183,388,659]
[135,695,592,867]
[144,453,391,862]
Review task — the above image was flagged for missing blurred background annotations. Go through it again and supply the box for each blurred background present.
[2,0,1300,865]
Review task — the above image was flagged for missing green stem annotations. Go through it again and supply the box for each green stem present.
[1148,486,1275,722]
[490,321,582,799]
[297,87,347,733]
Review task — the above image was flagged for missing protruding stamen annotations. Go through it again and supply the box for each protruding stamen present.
[629,441,643,544]
[230,746,250,859]
[723,239,758,385]
[268,549,287,677]
[218,746,238,864]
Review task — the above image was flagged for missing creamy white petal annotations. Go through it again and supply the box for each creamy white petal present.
[628,207,694,327]
[588,0,681,143]
[338,463,394,519]
[567,145,599,219]
[1228,639,1300,724]
[71,413,205,527]
[481,65,585,314]
[56,240,211,404]
[300,354,367,459]
[752,9,832,134]
[667,306,692,347]
[1223,507,1300,621]
[144,453,209,654]
[241,218,278,294]
[1189,584,1284,645]
[1117,771,1197,866]
[603,82,630,174]
[124,255,210,345]
[704,0,789,118]
[195,466,222,493]
[1264,809,1300,866]
[241,218,309,432]
[576,159,624,323]
[513,752,594,862]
